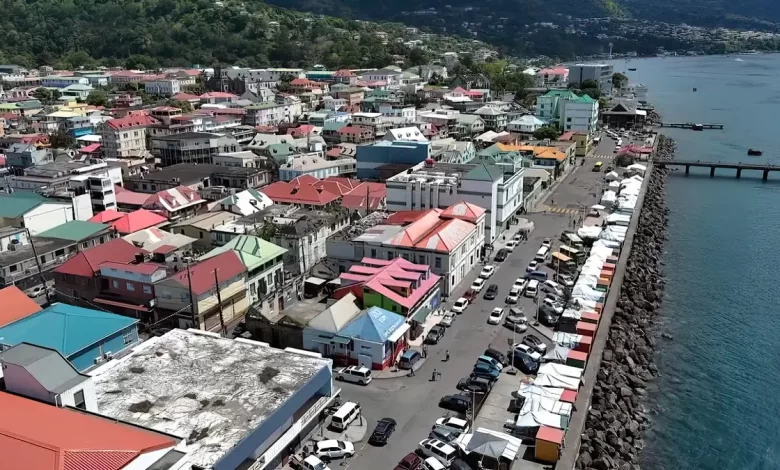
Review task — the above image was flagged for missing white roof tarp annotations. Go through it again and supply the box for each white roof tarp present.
[542,345,571,363]
[516,383,565,401]
[627,163,647,175]
[572,283,606,301]
[600,190,617,204]
[577,226,603,240]
[607,213,631,226]
[553,331,585,348]
[534,372,580,391]
[593,239,621,250]
[605,171,620,182]
[539,362,584,379]
[608,181,621,189]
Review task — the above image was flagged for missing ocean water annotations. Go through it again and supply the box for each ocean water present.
[615,55,780,470]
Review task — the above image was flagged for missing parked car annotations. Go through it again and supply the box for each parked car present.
[541,297,564,315]
[368,417,397,445]
[483,347,508,366]
[541,280,564,297]
[494,249,508,262]
[556,273,575,287]
[422,457,446,470]
[512,278,528,292]
[525,260,540,273]
[504,312,528,333]
[27,285,46,298]
[522,334,547,353]
[426,325,446,344]
[399,350,422,369]
[456,376,493,394]
[315,440,355,460]
[487,307,504,325]
[505,288,521,304]
[434,417,471,435]
[429,426,460,444]
[440,311,456,327]
[509,350,541,374]
[505,240,518,252]
[512,343,543,362]
[394,453,424,470]
[538,310,559,327]
[476,355,504,372]
[335,366,372,385]
[542,238,552,248]
[417,439,458,467]
[483,284,499,300]
[438,394,472,413]
[513,232,524,242]
[472,362,500,380]
[300,455,332,470]
[479,265,495,279]
[451,297,469,314]
[470,278,486,293]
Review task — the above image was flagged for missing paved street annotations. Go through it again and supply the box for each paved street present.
[336,154,610,469]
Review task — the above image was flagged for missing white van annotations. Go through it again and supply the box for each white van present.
[534,246,550,262]
[417,439,458,466]
[336,366,372,385]
[330,402,361,431]
[525,280,539,298]
[423,457,446,470]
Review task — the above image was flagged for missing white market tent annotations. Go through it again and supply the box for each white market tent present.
[577,226,603,240]
[553,331,585,349]
[601,190,617,204]
[516,383,566,401]
[456,428,522,462]
[543,345,571,363]
[538,362,584,379]
[605,171,621,182]
[627,163,647,175]
[534,372,581,391]
[608,181,621,190]
[607,213,632,226]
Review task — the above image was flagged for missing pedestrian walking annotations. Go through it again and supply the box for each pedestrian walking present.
[409,366,415,377]
[445,350,450,361]
[431,369,438,381]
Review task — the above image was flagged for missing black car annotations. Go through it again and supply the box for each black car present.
[538,310,559,327]
[369,417,397,445]
[456,376,493,394]
[510,350,541,374]
[494,249,508,262]
[522,334,547,353]
[439,394,472,413]
[425,325,446,344]
[483,284,499,300]
[483,347,508,366]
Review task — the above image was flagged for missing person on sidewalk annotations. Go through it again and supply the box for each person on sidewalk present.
[431,369,438,381]
[409,366,415,377]
[445,350,450,361]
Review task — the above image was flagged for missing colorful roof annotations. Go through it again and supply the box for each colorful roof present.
[440,201,486,223]
[0,192,47,218]
[142,186,204,214]
[88,210,124,224]
[0,286,42,328]
[339,125,372,135]
[496,144,568,162]
[339,258,440,310]
[199,91,236,99]
[172,92,200,101]
[259,181,340,206]
[165,251,245,295]
[78,143,101,154]
[54,239,145,277]
[38,221,108,242]
[0,303,138,358]
[114,185,152,207]
[109,209,167,234]
[105,114,157,130]
[339,306,406,343]
[0,392,175,470]
[201,235,286,271]
[464,163,503,182]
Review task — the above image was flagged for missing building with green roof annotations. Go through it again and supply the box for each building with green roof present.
[0,192,79,236]
[38,221,111,242]
[202,235,286,304]
[536,89,599,134]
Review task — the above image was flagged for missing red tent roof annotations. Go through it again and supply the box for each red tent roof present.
[0,392,175,470]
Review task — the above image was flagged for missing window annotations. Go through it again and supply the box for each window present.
[74,390,86,410]
[55,249,65,256]
[112,280,119,288]
[82,242,89,249]
[181,292,189,302]
[370,248,377,257]
[9,264,17,272]
[126,282,135,291]
[435,257,442,268]
[122,330,134,345]
[40,255,46,264]
[143,285,152,294]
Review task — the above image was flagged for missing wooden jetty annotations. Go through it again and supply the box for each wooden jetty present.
[658,123,724,130]
[656,160,780,180]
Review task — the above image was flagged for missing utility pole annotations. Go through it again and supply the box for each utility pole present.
[186,262,198,329]
[213,268,226,337]
[26,228,51,304]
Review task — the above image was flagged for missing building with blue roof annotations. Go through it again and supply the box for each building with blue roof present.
[356,140,431,179]
[0,302,139,371]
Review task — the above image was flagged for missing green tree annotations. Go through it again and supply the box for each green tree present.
[125,54,159,71]
[611,72,628,90]
[533,126,560,140]
[579,79,599,89]
[579,87,601,99]
[33,88,53,105]
[407,48,428,67]
[86,90,108,107]
[49,128,76,149]
[175,100,193,113]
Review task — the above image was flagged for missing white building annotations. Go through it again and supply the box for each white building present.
[359,68,403,87]
[508,115,546,134]
[384,126,428,143]
[245,102,303,127]
[567,63,614,93]
[278,155,356,181]
[40,75,89,88]
[144,78,183,95]
[386,160,524,244]
[69,166,123,213]
[99,114,158,160]
[378,103,416,123]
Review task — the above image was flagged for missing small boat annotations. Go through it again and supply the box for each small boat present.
[747,149,763,156]
[692,124,704,131]
[693,88,697,92]
[628,68,637,71]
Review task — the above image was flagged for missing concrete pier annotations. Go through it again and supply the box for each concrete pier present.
[657,160,780,180]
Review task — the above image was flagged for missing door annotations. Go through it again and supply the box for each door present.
[358,354,372,369]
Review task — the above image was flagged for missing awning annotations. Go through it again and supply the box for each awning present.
[312,336,352,345]
[305,276,327,286]
[551,252,572,262]
[93,297,150,312]
[387,323,411,342]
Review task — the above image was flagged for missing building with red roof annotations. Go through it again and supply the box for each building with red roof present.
[142,186,207,221]
[199,91,237,104]
[154,250,248,331]
[114,185,151,210]
[89,208,168,235]
[333,258,441,322]
[0,285,42,328]
[338,125,374,144]
[99,114,158,160]
[327,201,486,296]
[260,175,386,210]
[0,391,182,470]
[259,180,341,208]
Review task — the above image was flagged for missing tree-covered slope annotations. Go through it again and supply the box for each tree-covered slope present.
[0,0,479,69]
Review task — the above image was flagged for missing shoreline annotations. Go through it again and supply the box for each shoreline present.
[575,136,674,470]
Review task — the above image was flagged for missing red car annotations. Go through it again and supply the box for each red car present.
[394,453,423,470]
[463,289,477,301]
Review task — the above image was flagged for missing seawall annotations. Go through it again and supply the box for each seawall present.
[558,137,674,470]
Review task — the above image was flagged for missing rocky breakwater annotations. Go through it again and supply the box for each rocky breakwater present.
[576,136,675,470]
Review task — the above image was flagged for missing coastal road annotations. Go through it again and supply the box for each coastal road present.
[335,158,609,468]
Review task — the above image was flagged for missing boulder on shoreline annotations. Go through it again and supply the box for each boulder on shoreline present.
[578,135,675,470]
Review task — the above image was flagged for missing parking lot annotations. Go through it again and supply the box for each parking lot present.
[316,153,610,469]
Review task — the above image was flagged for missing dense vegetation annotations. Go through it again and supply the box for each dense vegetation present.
[0,0,462,69]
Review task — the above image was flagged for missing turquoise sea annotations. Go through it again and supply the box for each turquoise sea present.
[616,55,780,470]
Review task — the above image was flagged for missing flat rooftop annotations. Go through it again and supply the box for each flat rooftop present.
[0,237,73,266]
[132,164,262,184]
[91,329,331,469]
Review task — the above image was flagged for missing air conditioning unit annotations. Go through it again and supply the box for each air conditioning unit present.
[94,357,104,365]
